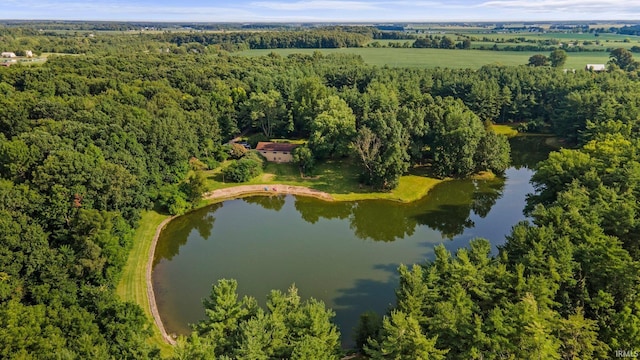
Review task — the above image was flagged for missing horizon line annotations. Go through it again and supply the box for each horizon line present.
[1,19,638,24]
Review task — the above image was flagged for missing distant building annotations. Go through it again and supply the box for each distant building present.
[25,50,33,58]
[1,52,16,58]
[585,64,606,71]
[256,142,298,163]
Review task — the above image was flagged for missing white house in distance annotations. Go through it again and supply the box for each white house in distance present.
[256,142,298,163]
[585,64,606,71]
[1,52,16,58]
[25,50,33,58]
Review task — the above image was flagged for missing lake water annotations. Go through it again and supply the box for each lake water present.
[152,136,551,346]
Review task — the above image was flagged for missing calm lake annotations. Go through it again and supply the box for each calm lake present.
[152,136,551,346]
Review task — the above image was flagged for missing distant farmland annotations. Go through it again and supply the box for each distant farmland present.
[236,48,612,69]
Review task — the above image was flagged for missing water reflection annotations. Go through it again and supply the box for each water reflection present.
[293,177,505,242]
[243,195,287,211]
[472,180,505,217]
[509,135,554,169]
[213,175,507,243]
[294,197,353,223]
[332,271,398,346]
[157,176,507,265]
[153,203,219,266]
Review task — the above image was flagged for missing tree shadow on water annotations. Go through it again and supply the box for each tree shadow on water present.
[153,203,220,266]
[332,264,400,347]
[413,203,475,240]
[242,194,287,211]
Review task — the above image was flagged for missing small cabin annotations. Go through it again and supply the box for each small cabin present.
[255,142,298,163]
[1,52,16,58]
[585,64,606,72]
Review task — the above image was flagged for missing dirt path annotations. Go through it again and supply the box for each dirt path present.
[203,184,334,202]
[147,184,333,346]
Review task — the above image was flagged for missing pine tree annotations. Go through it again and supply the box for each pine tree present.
[366,310,448,360]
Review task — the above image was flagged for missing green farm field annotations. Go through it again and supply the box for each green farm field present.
[237,47,612,69]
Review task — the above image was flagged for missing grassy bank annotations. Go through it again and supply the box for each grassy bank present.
[116,211,173,357]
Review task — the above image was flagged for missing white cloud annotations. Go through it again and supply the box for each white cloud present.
[380,1,463,8]
[480,0,639,13]
[476,0,640,20]
[0,1,264,21]
[251,0,380,11]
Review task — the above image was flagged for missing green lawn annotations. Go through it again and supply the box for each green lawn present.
[116,211,174,357]
[236,47,614,69]
[206,157,444,203]
[491,123,519,137]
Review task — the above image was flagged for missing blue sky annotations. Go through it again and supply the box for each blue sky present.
[2,0,640,22]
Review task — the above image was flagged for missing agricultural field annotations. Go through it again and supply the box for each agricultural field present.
[237,47,613,69]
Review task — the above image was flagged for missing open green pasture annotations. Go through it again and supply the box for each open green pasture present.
[236,47,612,69]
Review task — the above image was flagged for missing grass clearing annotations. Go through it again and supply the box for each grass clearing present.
[205,157,444,203]
[117,210,174,357]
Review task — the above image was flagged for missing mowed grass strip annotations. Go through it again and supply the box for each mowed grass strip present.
[236,47,612,69]
[117,210,174,357]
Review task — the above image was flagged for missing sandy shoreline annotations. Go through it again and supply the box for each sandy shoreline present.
[147,184,333,346]
[202,184,334,202]
[146,215,177,345]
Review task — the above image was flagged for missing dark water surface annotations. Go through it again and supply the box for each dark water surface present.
[152,136,551,345]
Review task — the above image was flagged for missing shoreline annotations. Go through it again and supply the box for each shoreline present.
[146,215,177,346]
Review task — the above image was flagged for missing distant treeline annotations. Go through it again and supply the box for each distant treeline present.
[164,26,414,49]
[163,30,370,49]
[619,25,640,36]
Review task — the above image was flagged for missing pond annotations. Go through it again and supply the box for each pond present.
[152,136,552,346]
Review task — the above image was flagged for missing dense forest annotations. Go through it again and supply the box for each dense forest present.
[1,29,640,358]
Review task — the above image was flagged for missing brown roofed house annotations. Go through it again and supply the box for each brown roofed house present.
[256,142,298,163]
